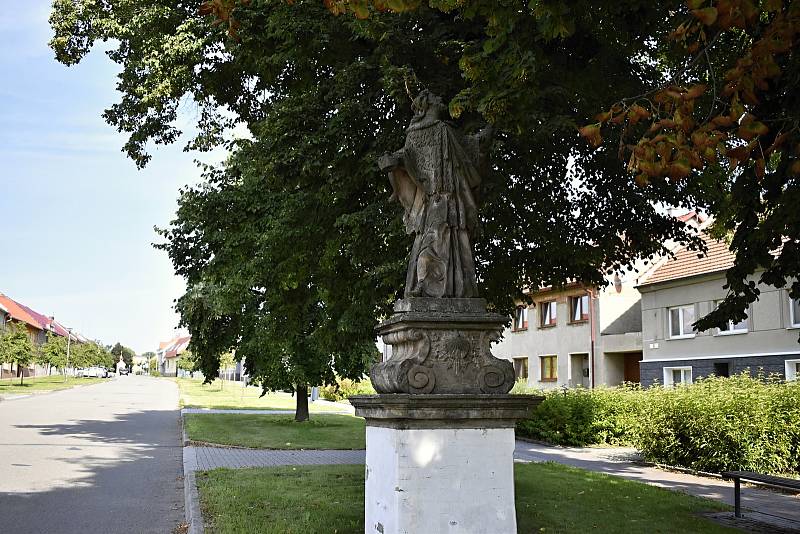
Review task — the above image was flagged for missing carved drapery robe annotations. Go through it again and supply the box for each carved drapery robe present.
[382,92,487,299]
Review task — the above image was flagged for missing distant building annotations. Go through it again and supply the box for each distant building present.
[638,236,800,386]
[491,210,712,390]
[0,293,84,378]
[157,335,191,377]
[493,269,645,390]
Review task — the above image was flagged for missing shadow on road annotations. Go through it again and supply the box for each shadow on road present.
[0,405,184,534]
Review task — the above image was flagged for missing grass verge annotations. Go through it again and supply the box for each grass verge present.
[184,413,366,449]
[174,378,346,412]
[0,376,106,394]
[196,462,734,534]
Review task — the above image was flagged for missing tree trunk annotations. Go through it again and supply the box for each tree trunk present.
[19,367,24,386]
[295,384,309,422]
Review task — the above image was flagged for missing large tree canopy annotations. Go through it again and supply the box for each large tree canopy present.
[50,0,739,407]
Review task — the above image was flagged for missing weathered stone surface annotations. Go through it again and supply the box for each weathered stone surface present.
[371,298,516,395]
[350,393,542,429]
[379,91,493,299]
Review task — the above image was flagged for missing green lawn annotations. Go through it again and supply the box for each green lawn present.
[196,462,735,534]
[184,413,366,449]
[0,375,106,394]
[174,378,346,412]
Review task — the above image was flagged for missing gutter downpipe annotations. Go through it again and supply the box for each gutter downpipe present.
[588,288,597,389]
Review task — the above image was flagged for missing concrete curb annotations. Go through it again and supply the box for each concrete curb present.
[181,412,204,534]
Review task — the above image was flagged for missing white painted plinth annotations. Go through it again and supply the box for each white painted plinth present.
[364,425,517,534]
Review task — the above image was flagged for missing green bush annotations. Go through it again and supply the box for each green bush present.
[516,385,641,447]
[320,378,376,402]
[635,373,800,475]
[514,373,800,475]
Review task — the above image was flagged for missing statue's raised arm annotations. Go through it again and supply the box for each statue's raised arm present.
[379,91,493,299]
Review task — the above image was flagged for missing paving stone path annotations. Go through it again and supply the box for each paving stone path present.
[185,446,365,472]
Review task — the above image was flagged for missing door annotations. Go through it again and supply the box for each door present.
[623,353,641,383]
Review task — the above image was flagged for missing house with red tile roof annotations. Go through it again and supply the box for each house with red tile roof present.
[0,293,85,378]
[156,335,191,377]
[637,235,800,385]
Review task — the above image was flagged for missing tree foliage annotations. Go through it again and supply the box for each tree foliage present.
[49,0,752,403]
[110,342,135,367]
[0,323,35,385]
[177,350,197,372]
[72,342,114,369]
[579,0,800,332]
[38,332,69,374]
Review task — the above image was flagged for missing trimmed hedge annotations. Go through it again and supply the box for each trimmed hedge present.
[514,373,800,475]
[319,378,376,402]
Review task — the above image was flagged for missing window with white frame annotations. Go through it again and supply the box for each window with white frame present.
[669,305,696,338]
[540,301,557,327]
[663,366,692,386]
[786,359,800,381]
[791,296,800,327]
[715,301,748,334]
[569,295,590,323]
[513,357,529,380]
[513,307,528,331]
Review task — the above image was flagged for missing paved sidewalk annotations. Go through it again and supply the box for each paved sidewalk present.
[184,446,365,472]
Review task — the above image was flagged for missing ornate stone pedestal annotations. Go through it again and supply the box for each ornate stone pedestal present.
[356,298,542,534]
[350,394,541,534]
[371,298,516,395]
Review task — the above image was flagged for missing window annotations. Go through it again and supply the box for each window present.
[540,301,557,327]
[786,360,800,381]
[513,357,529,380]
[663,366,692,386]
[513,307,529,331]
[540,355,557,382]
[716,301,748,334]
[791,296,800,328]
[713,362,731,378]
[668,305,696,338]
[569,295,590,323]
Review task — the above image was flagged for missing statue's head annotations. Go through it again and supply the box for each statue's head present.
[411,90,447,121]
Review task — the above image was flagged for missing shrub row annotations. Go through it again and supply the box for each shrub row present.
[319,377,375,402]
[514,373,800,475]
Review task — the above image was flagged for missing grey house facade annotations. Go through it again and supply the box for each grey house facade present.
[638,238,800,386]
[493,270,645,390]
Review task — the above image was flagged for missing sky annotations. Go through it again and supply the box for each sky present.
[0,3,214,353]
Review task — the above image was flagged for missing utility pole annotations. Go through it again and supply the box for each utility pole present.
[64,327,73,383]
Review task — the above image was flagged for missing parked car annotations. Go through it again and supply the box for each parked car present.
[75,368,87,378]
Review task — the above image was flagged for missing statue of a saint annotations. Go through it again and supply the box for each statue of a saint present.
[380,91,493,299]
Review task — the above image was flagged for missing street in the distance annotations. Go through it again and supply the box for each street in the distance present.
[0,376,184,534]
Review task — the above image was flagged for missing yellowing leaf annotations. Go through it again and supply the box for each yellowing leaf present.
[579,124,603,148]
[737,121,768,141]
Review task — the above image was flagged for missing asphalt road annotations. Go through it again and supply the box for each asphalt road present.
[0,376,184,534]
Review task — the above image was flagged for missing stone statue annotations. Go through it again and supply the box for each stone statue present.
[379,91,493,299]
[371,91,514,395]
